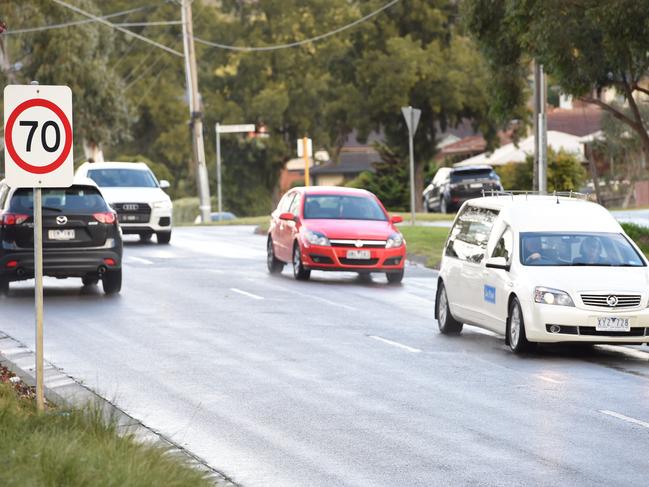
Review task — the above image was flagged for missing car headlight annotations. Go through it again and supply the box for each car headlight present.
[386,232,403,249]
[304,229,330,246]
[152,200,172,209]
[534,287,574,306]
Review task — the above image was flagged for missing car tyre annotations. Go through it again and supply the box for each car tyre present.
[440,196,448,214]
[102,269,122,295]
[156,231,171,245]
[507,297,534,354]
[292,244,311,281]
[82,275,99,286]
[267,237,284,274]
[386,270,404,285]
[140,232,153,243]
[436,282,463,334]
[0,276,9,296]
[423,195,431,213]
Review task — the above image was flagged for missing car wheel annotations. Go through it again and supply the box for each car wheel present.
[292,244,311,281]
[82,275,99,286]
[436,282,463,334]
[102,269,122,295]
[156,231,171,245]
[267,237,284,274]
[139,232,153,243]
[440,197,448,214]
[0,276,9,296]
[423,195,431,213]
[386,270,404,285]
[507,297,534,354]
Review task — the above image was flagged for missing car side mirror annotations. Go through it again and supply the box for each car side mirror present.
[485,256,510,271]
[390,215,403,224]
[279,212,296,221]
[159,180,170,190]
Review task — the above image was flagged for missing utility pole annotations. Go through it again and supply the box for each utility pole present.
[534,61,548,194]
[181,0,211,223]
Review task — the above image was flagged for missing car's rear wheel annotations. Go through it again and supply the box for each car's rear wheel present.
[157,231,171,244]
[0,276,9,296]
[139,232,153,243]
[423,195,431,213]
[102,269,122,295]
[507,297,534,354]
[267,237,284,274]
[436,282,463,334]
[386,270,404,285]
[292,244,311,281]
[82,275,99,286]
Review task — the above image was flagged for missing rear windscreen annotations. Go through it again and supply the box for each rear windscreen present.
[10,187,109,213]
[451,170,497,183]
[87,168,158,188]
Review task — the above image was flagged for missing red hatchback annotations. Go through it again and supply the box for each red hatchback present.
[267,186,406,283]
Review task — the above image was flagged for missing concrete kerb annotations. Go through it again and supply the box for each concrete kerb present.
[0,330,239,487]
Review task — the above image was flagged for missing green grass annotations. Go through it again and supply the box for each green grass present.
[392,211,455,223]
[400,226,450,269]
[621,222,649,255]
[0,383,212,487]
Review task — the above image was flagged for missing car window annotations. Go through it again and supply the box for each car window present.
[87,168,158,188]
[445,205,499,263]
[450,169,499,184]
[433,168,450,185]
[279,193,295,213]
[288,193,301,216]
[492,227,514,263]
[520,232,645,267]
[303,195,387,221]
[10,186,110,213]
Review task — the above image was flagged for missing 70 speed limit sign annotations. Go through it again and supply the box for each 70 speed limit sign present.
[4,85,73,188]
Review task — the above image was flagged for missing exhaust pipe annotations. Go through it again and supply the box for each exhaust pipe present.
[97,265,107,276]
[16,267,25,277]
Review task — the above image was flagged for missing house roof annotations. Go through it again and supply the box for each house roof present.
[310,149,379,175]
[547,106,602,137]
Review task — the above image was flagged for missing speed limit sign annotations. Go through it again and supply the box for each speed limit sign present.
[4,84,73,188]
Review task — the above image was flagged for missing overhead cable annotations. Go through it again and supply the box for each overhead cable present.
[193,0,401,52]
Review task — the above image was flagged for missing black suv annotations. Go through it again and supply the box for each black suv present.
[422,165,503,213]
[0,181,123,295]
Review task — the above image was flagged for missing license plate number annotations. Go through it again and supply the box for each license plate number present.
[119,214,139,222]
[48,229,75,240]
[470,183,483,188]
[596,317,630,332]
[346,250,371,259]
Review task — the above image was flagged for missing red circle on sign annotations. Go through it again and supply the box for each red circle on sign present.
[5,98,73,175]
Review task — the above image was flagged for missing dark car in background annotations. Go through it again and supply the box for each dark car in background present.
[423,165,503,213]
[0,180,123,295]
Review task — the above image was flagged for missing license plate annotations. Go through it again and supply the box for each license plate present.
[470,183,483,188]
[346,250,371,259]
[48,229,75,240]
[119,214,139,222]
[596,317,630,332]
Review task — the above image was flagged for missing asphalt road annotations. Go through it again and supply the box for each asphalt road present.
[2,226,649,487]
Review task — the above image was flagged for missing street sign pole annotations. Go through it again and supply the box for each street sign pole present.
[402,106,421,226]
[216,122,222,221]
[34,186,44,411]
[303,136,310,187]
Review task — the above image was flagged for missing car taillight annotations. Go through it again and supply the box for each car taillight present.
[93,212,116,224]
[1,213,29,225]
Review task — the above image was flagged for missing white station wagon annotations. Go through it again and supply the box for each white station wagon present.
[435,194,649,353]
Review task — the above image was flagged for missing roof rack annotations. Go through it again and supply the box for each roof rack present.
[480,190,592,201]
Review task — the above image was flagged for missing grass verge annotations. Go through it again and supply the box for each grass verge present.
[393,211,455,223]
[0,373,212,487]
[400,226,450,269]
[621,222,649,254]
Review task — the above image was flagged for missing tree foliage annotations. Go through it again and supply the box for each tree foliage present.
[496,150,587,192]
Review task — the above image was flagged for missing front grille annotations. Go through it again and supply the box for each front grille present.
[578,326,647,337]
[330,239,387,249]
[114,202,151,224]
[339,258,379,266]
[580,294,642,309]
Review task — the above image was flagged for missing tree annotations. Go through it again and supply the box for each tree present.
[464,0,649,160]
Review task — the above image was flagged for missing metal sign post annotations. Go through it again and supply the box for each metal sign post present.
[3,83,73,411]
[297,137,313,186]
[401,106,421,225]
[215,123,255,221]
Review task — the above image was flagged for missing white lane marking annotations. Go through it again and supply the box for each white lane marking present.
[597,344,649,361]
[600,410,649,429]
[230,288,264,300]
[536,374,563,384]
[127,256,154,265]
[368,335,421,353]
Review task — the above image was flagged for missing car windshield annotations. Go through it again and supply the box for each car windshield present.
[451,169,498,183]
[303,195,387,221]
[10,187,109,213]
[520,232,645,267]
[87,168,158,188]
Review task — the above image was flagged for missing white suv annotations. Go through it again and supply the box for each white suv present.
[76,162,173,244]
[436,194,649,353]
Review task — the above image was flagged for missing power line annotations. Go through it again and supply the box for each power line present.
[5,5,152,34]
[193,0,401,52]
[51,0,183,57]
[116,21,183,27]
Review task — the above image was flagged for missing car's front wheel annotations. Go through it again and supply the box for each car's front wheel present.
[292,244,311,281]
[386,270,404,285]
[267,237,284,274]
[0,276,9,296]
[102,269,122,295]
[82,275,99,287]
[507,297,534,354]
[140,232,153,243]
[436,282,463,334]
[440,196,448,214]
[157,231,171,244]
